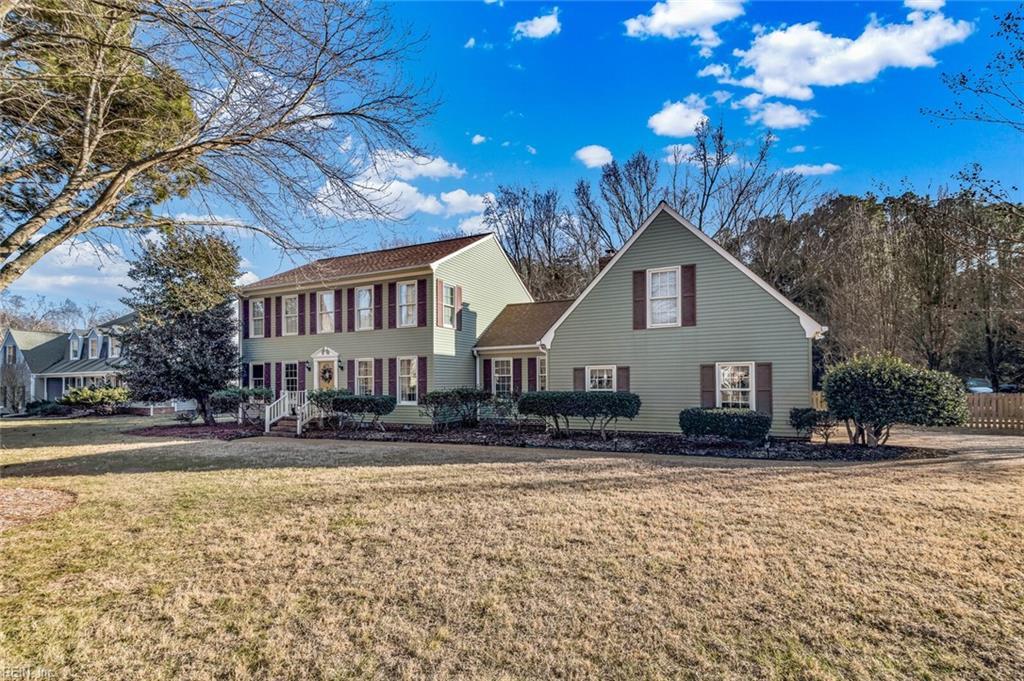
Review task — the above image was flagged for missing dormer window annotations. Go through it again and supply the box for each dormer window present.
[89,336,100,359]
[70,338,80,360]
[109,337,121,358]
[4,346,15,365]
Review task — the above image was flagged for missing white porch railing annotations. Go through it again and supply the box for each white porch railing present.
[265,392,290,433]
[296,398,324,436]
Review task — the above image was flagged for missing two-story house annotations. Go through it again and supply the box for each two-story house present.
[245,203,825,436]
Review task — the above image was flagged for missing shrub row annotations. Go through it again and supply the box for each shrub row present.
[678,408,772,441]
[307,389,395,430]
[518,391,641,439]
[419,388,493,430]
[60,386,131,414]
[25,400,73,417]
[209,387,274,414]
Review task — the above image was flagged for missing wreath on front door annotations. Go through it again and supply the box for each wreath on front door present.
[320,365,334,384]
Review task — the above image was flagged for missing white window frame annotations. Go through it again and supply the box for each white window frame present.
[108,336,121,359]
[646,266,681,329]
[251,364,265,389]
[355,286,373,331]
[69,338,79,360]
[317,291,334,333]
[397,281,418,328]
[398,356,418,405]
[586,365,616,392]
[250,299,265,338]
[88,335,100,359]
[492,357,513,397]
[715,362,756,410]
[442,283,457,329]
[356,358,373,396]
[282,295,299,336]
[4,345,16,365]
[283,361,299,392]
[537,357,547,391]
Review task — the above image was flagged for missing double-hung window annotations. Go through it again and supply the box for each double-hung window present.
[283,295,299,335]
[442,283,456,328]
[251,364,265,389]
[493,358,512,397]
[356,359,373,396]
[717,362,754,409]
[356,287,373,331]
[88,337,99,359]
[647,266,680,328]
[284,362,298,392]
[250,300,265,338]
[318,291,334,331]
[398,281,417,327]
[70,338,80,360]
[537,358,547,391]
[4,346,15,364]
[398,357,417,404]
[108,337,121,358]
[586,365,615,392]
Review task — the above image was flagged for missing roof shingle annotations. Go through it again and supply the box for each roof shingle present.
[475,300,572,348]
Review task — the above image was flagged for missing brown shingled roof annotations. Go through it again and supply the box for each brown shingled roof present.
[243,233,491,291]
[476,299,573,348]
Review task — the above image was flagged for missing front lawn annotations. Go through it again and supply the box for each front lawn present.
[1,417,1022,679]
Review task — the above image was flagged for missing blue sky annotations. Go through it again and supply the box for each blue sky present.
[13,0,1022,312]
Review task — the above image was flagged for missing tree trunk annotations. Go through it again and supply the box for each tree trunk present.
[198,397,216,426]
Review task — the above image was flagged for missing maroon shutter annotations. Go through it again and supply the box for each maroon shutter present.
[346,288,355,332]
[435,279,444,327]
[417,279,427,327]
[700,364,716,408]
[681,264,696,326]
[263,362,271,392]
[388,282,397,329]
[309,292,317,335]
[241,299,249,339]
[298,294,306,335]
[755,363,773,417]
[616,366,630,392]
[334,289,343,332]
[455,285,463,331]
[347,359,355,392]
[373,358,383,395]
[483,359,492,392]
[263,298,271,337]
[512,358,522,394]
[298,361,306,391]
[388,357,397,397]
[573,367,585,390]
[373,284,383,330]
[274,296,282,337]
[417,356,428,399]
[241,363,249,387]
[633,271,646,330]
[527,357,537,391]
[274,362,282,398]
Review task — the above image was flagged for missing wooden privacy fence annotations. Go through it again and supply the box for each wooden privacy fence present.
[810,392,1024,430]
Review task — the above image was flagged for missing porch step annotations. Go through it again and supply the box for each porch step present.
[267,416,298,437]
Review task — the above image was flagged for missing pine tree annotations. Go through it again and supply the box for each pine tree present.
[120,234,239,424]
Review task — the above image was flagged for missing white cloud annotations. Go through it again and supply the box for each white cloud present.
[726,8,972,100]
[464,37,476,48]
[905,0,945,11]
[372,150,465,180]
[783,162,841,176]
[235,271,259,286]
[457,214,488,235]
[501,141,511,147]
[787,145,806,153]
[711,90,732,104]
[731,93,816,129]
[526,145,537,155]
[9,239,132,302]
[647,94,708,137]
[440,189,493,216]
[471,134,487,145]
[697,63,731,78]
[513,8,561,40]
[663,143,696,164]
[574,145,613,168]
[624,0,745,55]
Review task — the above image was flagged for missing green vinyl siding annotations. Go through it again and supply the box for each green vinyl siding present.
[433,237,532,390]
[546,211,813,436]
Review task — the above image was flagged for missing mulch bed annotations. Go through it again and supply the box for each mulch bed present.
[300,425,951,462]
[125,423,262,441]
[0,487,77,532]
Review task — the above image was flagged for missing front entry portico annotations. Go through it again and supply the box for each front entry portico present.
[311,347,339,390]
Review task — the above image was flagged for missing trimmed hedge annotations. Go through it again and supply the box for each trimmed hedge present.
[307,389,395,430]
[26,400,73,417]
[419,388,493,430]
[60,386,131,414]
[678,408,772,441]
[822,354,968,446]
[517,391,641,439]
[210,387,274,414]
[789,407,839,444]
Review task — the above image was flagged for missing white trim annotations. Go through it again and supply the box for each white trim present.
[282,361,299,392]
[491,357,513,397]
[250,298,266,338]
[282,294,299,336]
[69,336,81,360]
[107,336,121,359]
[441,282,457,329]
[239,265,432,295]
[540,202,827,344]
[537,356,548,391]
[585,365,616,392]
[250,363,267,389]
[397,355,418,405]
[354,285,373,331]
[38,370,118,377]
[87,335,100,359]
[431,234,534,302]
[474,343,545,353]
[355,357,374,396]
[714,361,756,410]
[315,290,335,333]
[311,355,338,391]
[396,280,418,328]
[646,265,682,329]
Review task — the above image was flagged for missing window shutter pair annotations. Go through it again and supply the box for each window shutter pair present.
[512,358,522,394]
[333,289,343,332]
[482,358,492,392]
[274,296,283,337]
[698,363,772,414]
[527,357,537,391]
[308,293,317,335]
[632,265,696,329]
[346,288,355,332]
[417,356,428,398]
[241,363,249,387]
[347,359,355,392]
[298,294,306,335]
[263,298,272,337]
[373,284,383,330]
[241,300,250,339]
[388,357,397,396]
[417,279,427,327]
[387,283,397,329]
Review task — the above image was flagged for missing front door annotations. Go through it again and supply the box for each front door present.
[316,360,336,390]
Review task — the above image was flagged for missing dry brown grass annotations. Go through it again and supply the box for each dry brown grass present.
[1,416,1022,680]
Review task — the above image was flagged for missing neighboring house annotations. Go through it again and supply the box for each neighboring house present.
[0,329,65,412]
[237,234,532,427]
[245,203,825,436]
